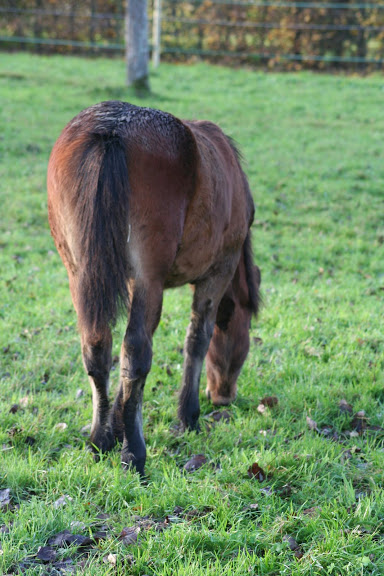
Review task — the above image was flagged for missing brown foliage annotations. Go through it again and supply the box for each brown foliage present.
[1,1,383,70]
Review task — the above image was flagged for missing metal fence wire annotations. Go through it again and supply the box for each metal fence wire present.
[1,0,384,70]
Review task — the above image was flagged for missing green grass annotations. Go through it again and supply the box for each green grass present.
[1,53,384,575]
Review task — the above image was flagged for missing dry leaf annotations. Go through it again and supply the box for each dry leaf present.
[304,346,322,358]
[0,489,12,512]
[306,416,318,431]
[204,410,232,423]
[351,410,368,434]
[339,399,353,414]
[247,462,266,482]
[302,506,321,517]
[184,454,207,472]
[283,535,300,551]
[19,396,29,408]
[53,495,73,509]
[260,396,278,408]
[37,546,57,563]
[278,483,292,497]
[80,424,91,436]
[25,436,36,446]
[47,530,73,546]
[119,526,139,545]
[54,422,67,431]
[104,553,118,566]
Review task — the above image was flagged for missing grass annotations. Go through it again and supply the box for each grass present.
[0,52,384,575]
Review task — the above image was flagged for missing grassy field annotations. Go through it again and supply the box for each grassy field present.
[1,53,384,575]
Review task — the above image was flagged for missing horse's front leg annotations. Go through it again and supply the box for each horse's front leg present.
[113,283,163,475]
[178,274,233,431]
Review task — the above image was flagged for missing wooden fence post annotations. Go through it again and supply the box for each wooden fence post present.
[125,0,150,90]
[152,0,162,67]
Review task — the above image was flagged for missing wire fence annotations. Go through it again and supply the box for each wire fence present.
[1,0,384,70]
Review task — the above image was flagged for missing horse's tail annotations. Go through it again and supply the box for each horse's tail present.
[71,131,130,336]
[243,231,261,317]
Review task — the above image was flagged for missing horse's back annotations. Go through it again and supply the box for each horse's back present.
[166,120,254,286]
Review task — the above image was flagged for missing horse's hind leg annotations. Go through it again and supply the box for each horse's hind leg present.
[81,327,114,453]
[178,271,235,431]
[113,281,163,475]
[66,271,115,453]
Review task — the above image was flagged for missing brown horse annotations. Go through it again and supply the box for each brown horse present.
[47,101,260,475]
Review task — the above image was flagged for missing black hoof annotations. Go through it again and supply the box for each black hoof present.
[89,425,116,455]
[179,418,201,433]
[121,450,146,476]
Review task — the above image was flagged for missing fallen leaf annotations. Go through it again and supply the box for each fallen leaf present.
[95,512,111,521]
[306,416,318,431]
[260,486,273,496]
[260,396,278,408]
[104,553,118,566]
[283,535,300,551]
[302,506,321,517]
[8,426,23,438]
[9,404,19,414]
[37,546,57,563]
[47,530,73,546]
[0,489,12,511]
[351,411,368,434]
[70,521,86,531]
[304,346,322,358]
[278,483,292,497]
[25,436,36,446]
[184,454,207,472]
[119,526,139,545]
[51,559,75,572]
[204,410,231,423]
[257,404,266,414]
[339,399,353,414]
[54,422,67,431]
[92,530,109,542]
[19,396,29,408]
[53,495,73,509]
[80,424,91,436]
[247,462,266,482]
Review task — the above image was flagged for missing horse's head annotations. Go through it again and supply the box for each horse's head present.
[205,259,261,406]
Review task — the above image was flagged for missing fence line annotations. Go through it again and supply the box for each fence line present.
[1,1,384,69]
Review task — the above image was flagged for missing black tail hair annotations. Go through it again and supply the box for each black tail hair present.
[243,231,261,317]
[73,131,129,335]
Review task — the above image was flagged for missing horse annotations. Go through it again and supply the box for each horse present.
[47,101,261,475]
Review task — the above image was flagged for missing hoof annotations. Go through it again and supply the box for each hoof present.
[206,387,236,406]
[121,449,146,476]
[179,418,201,434]
[89,425,116,455]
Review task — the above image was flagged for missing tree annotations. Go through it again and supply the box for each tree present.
[125,0,150,91]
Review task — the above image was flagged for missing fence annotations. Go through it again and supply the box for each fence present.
[1,0,384,70]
